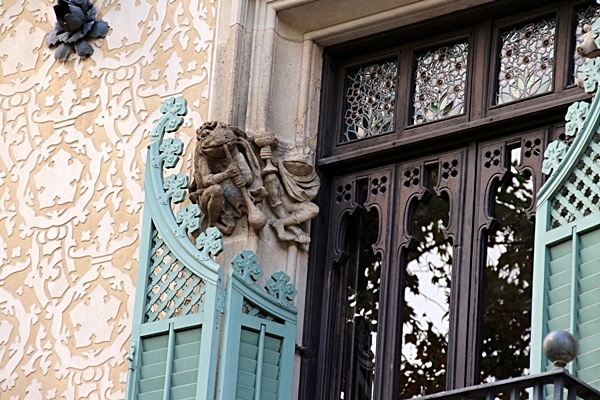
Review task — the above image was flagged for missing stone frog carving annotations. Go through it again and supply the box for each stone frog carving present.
[258,143,320,245]
[189,123,320,245]
[189,121,267,235]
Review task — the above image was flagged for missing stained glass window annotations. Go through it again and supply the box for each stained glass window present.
[341,60,397,142]
[496,18,556,104]
[574,5,600,83]
[412,42,469,125]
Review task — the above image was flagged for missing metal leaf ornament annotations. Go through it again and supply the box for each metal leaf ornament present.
[47,0,109,61]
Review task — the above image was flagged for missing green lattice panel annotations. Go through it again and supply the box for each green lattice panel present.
[550,134,600,228]
[146,231,206,322]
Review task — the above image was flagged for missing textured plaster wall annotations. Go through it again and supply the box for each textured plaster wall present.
[0,0,216,397]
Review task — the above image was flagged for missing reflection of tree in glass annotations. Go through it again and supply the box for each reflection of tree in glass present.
[400,191,451,398]
[482,169,534,387]
[398,165,534,399]
[340,208,381,400]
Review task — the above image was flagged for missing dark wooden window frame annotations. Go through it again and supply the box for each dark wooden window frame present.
[300,1,595,400]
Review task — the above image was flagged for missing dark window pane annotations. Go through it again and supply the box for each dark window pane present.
[339,206,380,399]
[481,147,533,386]
[400,167,451,398]
[496,18,556,104]
[342,61,397,142]
[412,41,469,125]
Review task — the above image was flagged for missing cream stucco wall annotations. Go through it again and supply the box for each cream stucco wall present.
[0,1,216,397]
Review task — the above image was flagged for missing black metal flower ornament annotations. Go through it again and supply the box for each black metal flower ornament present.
[47,0,109,61]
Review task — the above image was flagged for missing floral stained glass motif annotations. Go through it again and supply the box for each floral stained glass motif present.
[342,61,397,142]
[496,18,556,104]
[412,41,469,125]
[573,5,600,83]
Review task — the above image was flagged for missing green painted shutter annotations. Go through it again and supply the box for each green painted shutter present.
[127,97,298,400]
[218,252,297,400]
[137,327,202,400]
[531,55,600,390]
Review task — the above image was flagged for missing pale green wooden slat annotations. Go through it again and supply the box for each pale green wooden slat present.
[175,328,202,344]
[260,392,278,400]
[140,361,167,379]
[171,370,199,387]
[578,247,600,266]
[263,349,280,367]
[578,317,600,337]
[263,335,281,351]
[170,382,197,398]
[261,376,279,393]
[139,376,166,393]
[239,342,259,359]
[171,355,200,373]
[142,347,168,366]
[138,389,165,400]
[235,384,254,400]
[577,364,600,383]
[579,287,600,308]
[237,371,256,387]
[143,335,170,351]
[579,227,600,246]
[577,348,599,366]
[577,333,600,353]
[240,329,259,344]
[262,363,279,380]
[237,357,257,372]
[578,302,600,321]
[547,299,571,320]
[548,240,572,260]
[547,315,569,332]
[548,258,571,278]
[578,271,600,292]
[548,270,571,291]
[173,342,201,359]
[547,284,570,303]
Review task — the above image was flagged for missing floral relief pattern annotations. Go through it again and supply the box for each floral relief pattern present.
[496,18,556,104]
[0,0,216,398]
[412,41,468,125]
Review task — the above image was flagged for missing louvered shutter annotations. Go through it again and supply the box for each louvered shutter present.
[217,253,297,400]
[137,326,203,400]
[530,57,600,390]
[127,97,299,400]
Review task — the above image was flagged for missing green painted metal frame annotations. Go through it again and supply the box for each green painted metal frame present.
[126,97,298,400]
[531,9,600,385]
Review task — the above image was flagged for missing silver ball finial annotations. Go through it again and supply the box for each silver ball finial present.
[543,330,578,369]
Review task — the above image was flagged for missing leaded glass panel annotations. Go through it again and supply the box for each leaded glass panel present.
[496,18,556,104]
[341,60,397,142]
[412,42,469,125]
[573,5,600,83]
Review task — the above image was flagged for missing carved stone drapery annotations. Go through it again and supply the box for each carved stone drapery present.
[189,122,320,245]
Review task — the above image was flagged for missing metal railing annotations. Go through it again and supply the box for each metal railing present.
[413,369,600,400]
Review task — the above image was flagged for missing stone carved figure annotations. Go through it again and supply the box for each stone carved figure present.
[189,124,320,245]
[254,133,319,245]
[577,24,600,59]
[189,121,267,235]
